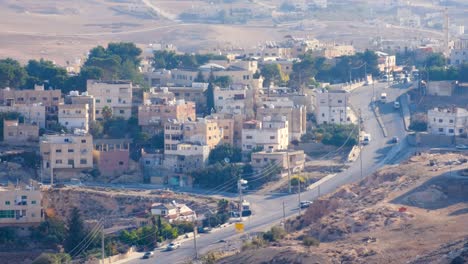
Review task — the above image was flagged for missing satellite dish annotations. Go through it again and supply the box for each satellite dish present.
[224,158,230,163]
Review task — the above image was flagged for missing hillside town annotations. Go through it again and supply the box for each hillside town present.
[0,0,467,264]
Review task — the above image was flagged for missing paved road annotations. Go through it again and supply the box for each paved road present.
[127,82,411,264]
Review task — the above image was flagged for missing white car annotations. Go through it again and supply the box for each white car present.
[166,242,181,251]
[456,144,468,150]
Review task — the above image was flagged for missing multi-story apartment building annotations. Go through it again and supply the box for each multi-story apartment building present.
[251,150,305,177]
[0,104,46,128]
[93,139,131,177]
[315,90,352,125]
[65,91,96,122]
[164,118,225,153]
[450,37,468,66]
[0,186,43,227]
[58,104,89,132]
[138,99,196,127]
[427,107,468,136]
[0,85,62,127]
[320,44,355,59]
[209,113,243,147]
[164,143,210,186]
[3,120,39,144]
[376,51,397,73]
[241,117,289,152]
[257,98,306,140]
[40,132,93,182]
[86,80,133,120]
[214,84,255,118]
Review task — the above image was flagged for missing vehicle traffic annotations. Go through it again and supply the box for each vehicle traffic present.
[142,252,154,259]
[362,133,371,145]
[300,201,313,209]
[166,242,181,251]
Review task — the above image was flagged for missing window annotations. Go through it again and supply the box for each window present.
[439,119,443,123]
[68,149,74,153]
[224,136,229,140]
[56,160,62,164]
[246,135,253,139]
[449,119,454,123]
[0,210,15,219]
[31,201,36,205]
[322,113,325,117]
[96,99,101,103]
[81,139,86,143]
[246,145,252,149]
[107,99,112,103]
[119,110,124,114]
[448,129,454,133]
[68,159,74,165]
[56,149,62,153]
[438,128,444,132]
[119,161,124,165]
[338,100,343,103]
[5,201,10,205]
[270,136,275,139]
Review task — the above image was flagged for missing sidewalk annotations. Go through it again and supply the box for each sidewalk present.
[400,93,411,131]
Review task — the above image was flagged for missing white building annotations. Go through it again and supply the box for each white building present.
[214,84,253,117]
[58,104,89,132]
[427,107,468,136]
[449,37,468,66]
[315,90,352,125]
[241,117,289,152]
[86,80,133,119]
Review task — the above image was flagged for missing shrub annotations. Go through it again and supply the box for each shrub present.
[262,226,286,242]
[302,235,320,247]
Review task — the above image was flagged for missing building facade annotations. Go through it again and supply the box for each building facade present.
[40,133,93,182]
[315,90,352,125]
[256,103,306,141]
[93,139,131,177]
[87,80,133,120]
[241,117,289,152]
[3,120,39,144]
[427,107,468,136]
[251,150,305,176]
[0,104,46,128]
[450,37,468,66]
[138,99,196,127]
[58,104,89,132]
[0,187,43,227]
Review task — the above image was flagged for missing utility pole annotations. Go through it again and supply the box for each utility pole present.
[101,226,105,264]
[282,201,286,224]
[193,224,198,259]
[358,109,363,180]
[298,178,302,216]
[287,152,291,193]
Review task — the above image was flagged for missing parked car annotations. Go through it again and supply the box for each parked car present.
[300,201,313,209]
[362,134,371,145]
[142,252,154,259]
[392,136,399,143]
[166,242,181,251]
[393,101,400,109]
[456,144,468,150]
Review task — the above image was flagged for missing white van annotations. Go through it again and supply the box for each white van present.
[362,134,371,145]
[380,93,387,103]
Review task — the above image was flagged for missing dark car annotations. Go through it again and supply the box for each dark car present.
[391,136,399,143]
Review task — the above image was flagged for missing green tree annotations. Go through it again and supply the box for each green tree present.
[424,53,446,68]
[65,207,86,253]
[194,71,205,82]
[290,175,306,187]
[315,124,358,147]
[31,216,67,245]
[25,59,68,90]
[459,63,468,82]
[101,106,113,121]
[260,64,287,87]
[208,144,242,164]
[205,82,215,115]
[213,76,232,88]
[0,58,27,88]
[262,226,286,242]
[89,121,104,138]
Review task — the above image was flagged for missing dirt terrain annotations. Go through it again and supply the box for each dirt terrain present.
[0,0,453,65]
[220,151,468,264]
[42,186,219,225]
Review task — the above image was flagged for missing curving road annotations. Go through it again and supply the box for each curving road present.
[126,82,412,264]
